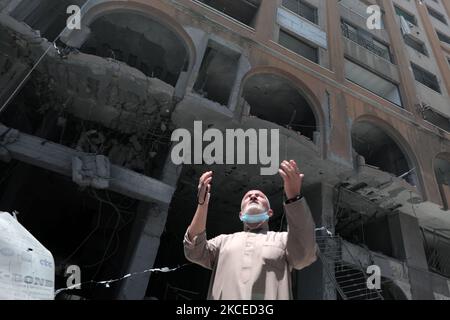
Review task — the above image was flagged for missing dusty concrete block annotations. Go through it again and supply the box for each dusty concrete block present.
[72,154,110,189]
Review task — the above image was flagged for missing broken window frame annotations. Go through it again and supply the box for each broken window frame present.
[193,41,241,107]
[394,5,418,26]
[278,29,320,64]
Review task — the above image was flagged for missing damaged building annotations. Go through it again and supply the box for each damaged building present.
[0,0,450,300]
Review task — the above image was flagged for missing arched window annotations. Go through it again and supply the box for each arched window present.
[81,11,189,86]
[352,120,419,187]
[242,73,318,140]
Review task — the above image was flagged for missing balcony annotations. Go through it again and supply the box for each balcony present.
[341,23,390,61]
[194,0,261,28]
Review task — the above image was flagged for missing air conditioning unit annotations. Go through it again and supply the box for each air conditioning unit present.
[400,16,412,35]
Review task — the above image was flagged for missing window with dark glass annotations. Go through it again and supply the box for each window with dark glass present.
[411,63,441,93]
[278,29,319,63]
[196,0,261,27]
[344,59,402,107]
[394,6,417,26]
[282,0,318,24]
[404,35,428,55]
[437,31,450,45]
[427,5,448,25]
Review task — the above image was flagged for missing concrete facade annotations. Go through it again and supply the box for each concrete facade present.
[0,0,449,300]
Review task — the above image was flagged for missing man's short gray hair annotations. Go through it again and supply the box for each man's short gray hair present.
[241,191,271,210]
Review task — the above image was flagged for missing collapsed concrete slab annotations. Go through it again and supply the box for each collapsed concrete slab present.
[0,123,175,204]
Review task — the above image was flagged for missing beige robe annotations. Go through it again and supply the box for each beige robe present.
[183,198,317,300]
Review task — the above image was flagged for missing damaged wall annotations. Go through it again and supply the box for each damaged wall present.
[1,0,450,300]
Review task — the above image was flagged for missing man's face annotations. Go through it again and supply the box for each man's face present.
[240,190,273,217]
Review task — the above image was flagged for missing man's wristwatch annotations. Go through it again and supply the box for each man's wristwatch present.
[285,194,303,204]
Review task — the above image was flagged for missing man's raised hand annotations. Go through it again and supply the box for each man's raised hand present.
[278,160,304,200]
[198,171,213,206]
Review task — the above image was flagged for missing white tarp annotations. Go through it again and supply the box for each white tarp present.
[0,211,54,300]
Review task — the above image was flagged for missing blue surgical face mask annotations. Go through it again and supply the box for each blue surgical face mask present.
[240,211,270,224]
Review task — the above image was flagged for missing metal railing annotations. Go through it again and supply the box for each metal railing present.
[341,23,391,61]
[422,228,450,279]
[317,235,384,300]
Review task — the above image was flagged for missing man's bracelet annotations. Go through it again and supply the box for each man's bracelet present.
[285,194,303,204]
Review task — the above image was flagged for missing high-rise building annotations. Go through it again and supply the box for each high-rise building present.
[0,0,449,300]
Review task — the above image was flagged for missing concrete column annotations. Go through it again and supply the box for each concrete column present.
[228,55,251,113]
[325,1,353,167]
[115,201,170,300]
[295,183,336,300]
[326,0,345,82]
[388,212,435,299]
[183,27,208,92]
[327,91,354,167]
[174,70,190,102]
[253,0,279,42]
[115,158,181,300]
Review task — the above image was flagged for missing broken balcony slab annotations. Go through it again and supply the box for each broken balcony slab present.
[342,240,410,284]
[45,53,174,133]
[340,165,450,238]
[0,13,175,134]
[335,187,392,219]
[0,123,175,205]
[341,164,419,195]
[72,154,110,189]
[173,93,346,187]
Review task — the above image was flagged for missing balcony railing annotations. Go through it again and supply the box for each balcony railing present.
[422,228,450,279]
[341,23,391,61]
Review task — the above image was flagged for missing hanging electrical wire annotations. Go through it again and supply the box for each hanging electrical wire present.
[0,0,94,115]
[54,263,193,297]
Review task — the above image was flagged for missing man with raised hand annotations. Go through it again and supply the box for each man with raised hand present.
[183,160,317,300]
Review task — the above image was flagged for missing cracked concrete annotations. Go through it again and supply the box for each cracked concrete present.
[1,0,450,300]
